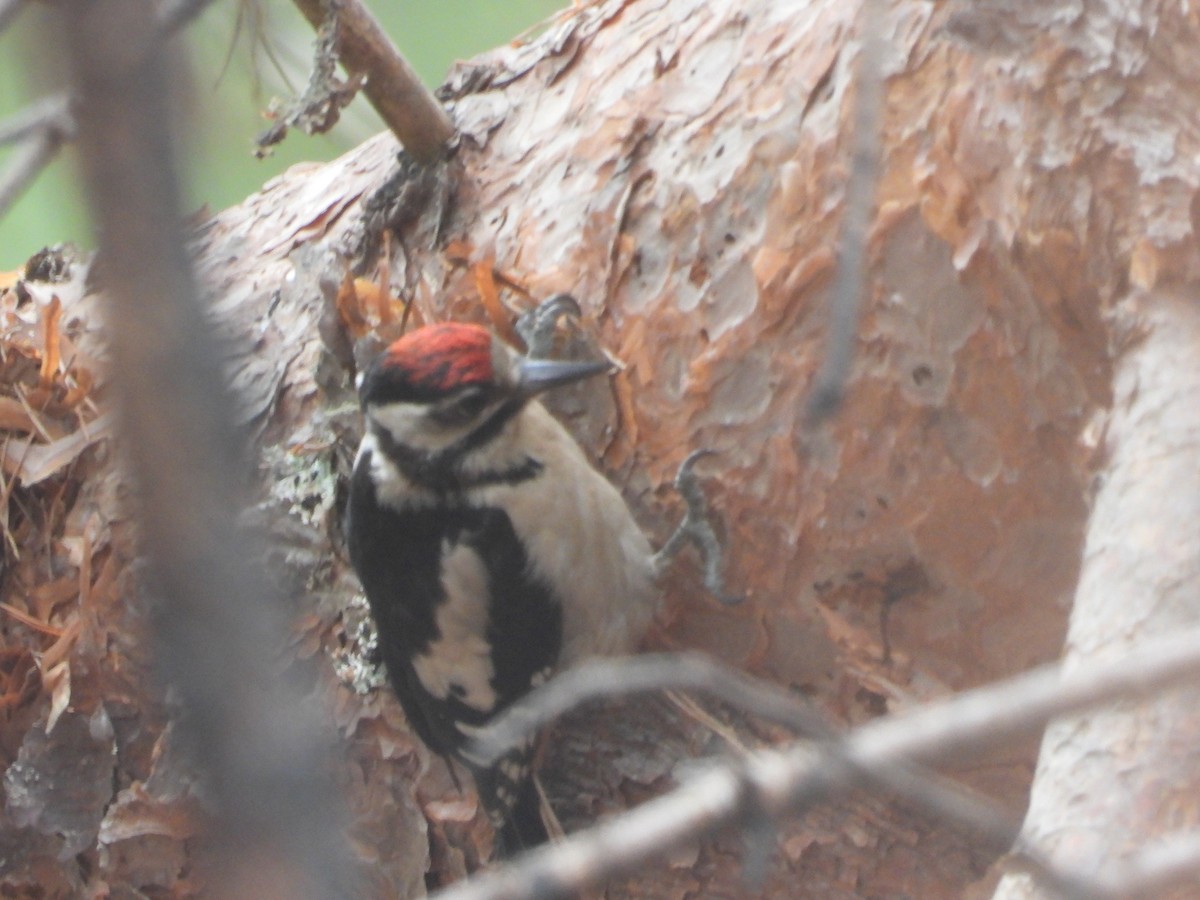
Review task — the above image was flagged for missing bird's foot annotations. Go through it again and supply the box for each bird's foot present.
[516,293,585,360]
[653,449,742,605]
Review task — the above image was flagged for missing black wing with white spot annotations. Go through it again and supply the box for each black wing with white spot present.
[346,448,561,848]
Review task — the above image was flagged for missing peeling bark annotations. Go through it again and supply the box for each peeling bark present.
[2,0,1199,895]
[992,291,1200,898]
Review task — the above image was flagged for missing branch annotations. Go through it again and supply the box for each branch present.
[440,624,1200,900]
[0,0,25,34]
[156,0,220,34]
[62,1,350,896]
[0,2,220,224]
[806,0,886,421]
[471,652,1095,897]
[289,0,455,163]
[469,653,830,764]
[0,95,73,220]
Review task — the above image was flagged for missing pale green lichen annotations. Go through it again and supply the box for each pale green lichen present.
[332,592,386,694]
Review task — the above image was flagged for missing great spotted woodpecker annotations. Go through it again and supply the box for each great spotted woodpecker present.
[345,314,657,856]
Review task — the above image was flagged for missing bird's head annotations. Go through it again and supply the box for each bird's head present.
[359,322,611,455]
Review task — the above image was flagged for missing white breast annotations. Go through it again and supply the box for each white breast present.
[410,541,498,712]
[470,403,658,666]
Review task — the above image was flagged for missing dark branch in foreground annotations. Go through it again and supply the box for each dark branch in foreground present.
[62,1,350,896]
[442,625,1200,900]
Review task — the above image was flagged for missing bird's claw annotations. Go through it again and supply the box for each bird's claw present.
[516,293,584,360]
[654,449,742,606]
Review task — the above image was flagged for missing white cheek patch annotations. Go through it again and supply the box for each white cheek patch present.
[411,541,498,713]
[370,401,474,452]
[361,432,438,510]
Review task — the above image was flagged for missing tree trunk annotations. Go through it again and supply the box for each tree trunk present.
[2,0,1197,896]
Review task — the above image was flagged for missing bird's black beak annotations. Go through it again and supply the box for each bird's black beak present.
[515,356,614,397]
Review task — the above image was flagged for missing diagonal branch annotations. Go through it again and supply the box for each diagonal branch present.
[0,96,74,221]
[442,624,1200,900]
[289,0,455,162]
[806,0,887,422]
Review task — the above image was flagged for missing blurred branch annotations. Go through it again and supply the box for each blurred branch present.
[156,0,220,33]
[0,94,72,146]
[0,0,25,34]
[61,0,350,896]
[470,653,830,763]
[807,0,886,422]
[289,0,455,163]
[0,1,220,224]
[442,624,1200,900]
[0,96,73,221]
[472,653,1082,893]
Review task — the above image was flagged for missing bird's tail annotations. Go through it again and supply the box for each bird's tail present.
[495,776,549,858]
[471,748,549,859]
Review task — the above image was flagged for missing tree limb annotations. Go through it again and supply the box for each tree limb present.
[441,624,1200,900]
[289,0,455,162]
[62,1,351,895]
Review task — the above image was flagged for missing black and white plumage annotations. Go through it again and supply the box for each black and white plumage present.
[345,320,656,855]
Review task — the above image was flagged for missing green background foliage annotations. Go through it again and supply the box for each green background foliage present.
[0,0,563,268]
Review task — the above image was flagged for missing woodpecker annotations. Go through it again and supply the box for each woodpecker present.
[345,316,657,856]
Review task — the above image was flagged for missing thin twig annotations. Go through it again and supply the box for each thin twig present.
[471,654,829,764]
[0,0,25,33]
[0,94,73,147]
[62,1,351,896]
[156,0,221,34]
[0,0,210,223]
[474,653,1086,897]
[441,625,1200,900]
[0,111,72,221]
[255,4,364,154]
[289,0,455,163]
[806,0,887,422]
[0,601,66,637]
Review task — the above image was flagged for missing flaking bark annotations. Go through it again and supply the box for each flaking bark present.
[2,0,1198,895]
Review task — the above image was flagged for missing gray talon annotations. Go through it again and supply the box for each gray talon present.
[654,448,742,605]
[517,293,584,359]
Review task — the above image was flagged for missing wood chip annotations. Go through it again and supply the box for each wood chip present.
[2,411,113,485]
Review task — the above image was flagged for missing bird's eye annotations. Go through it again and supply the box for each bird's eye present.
[431,387,491,426]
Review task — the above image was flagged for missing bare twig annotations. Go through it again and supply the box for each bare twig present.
[472,652,1088,897]
[0,126,66,222]
[470,653,829,764]
[156,0,221,34]
[61,1,350,897]
[0,96,74,221]
[806,0,887,422]
[289,0,455,163]
[441,625,1200,900]
[0,0,25,33]
[0,0,224,224]
[0,94,73,147]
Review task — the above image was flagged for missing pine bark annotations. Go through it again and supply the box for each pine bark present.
[2,0,1197,896]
